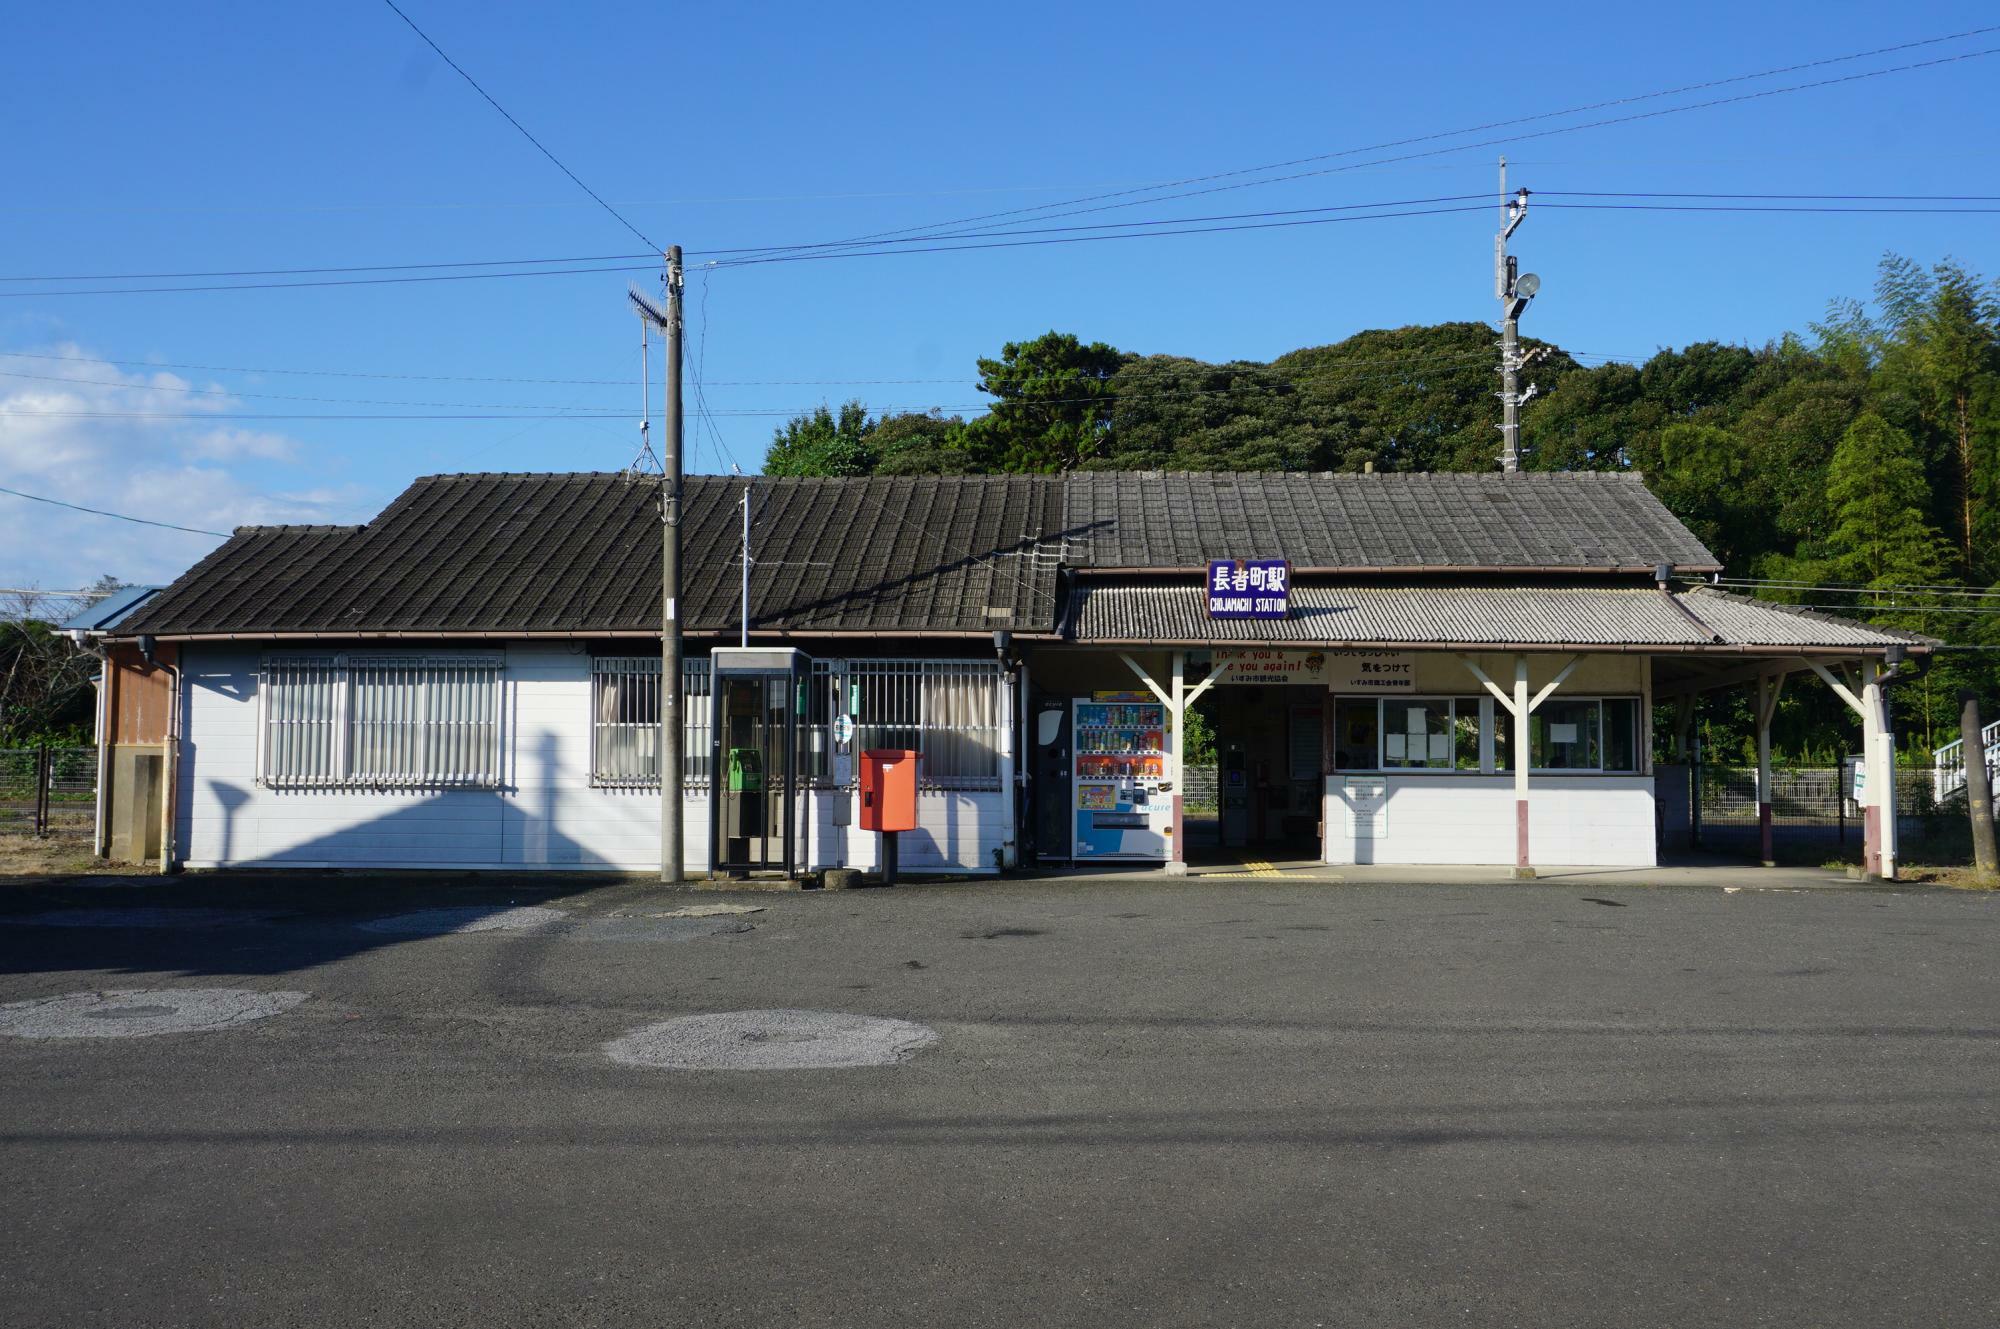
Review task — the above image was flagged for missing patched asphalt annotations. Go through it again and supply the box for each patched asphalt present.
[0,875,1995,1326]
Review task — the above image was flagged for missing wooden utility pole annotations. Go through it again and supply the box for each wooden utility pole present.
[660,246,685,884]
[1961,690,1998,876]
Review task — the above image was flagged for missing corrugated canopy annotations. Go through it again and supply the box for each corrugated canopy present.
[1067,580,1935,652]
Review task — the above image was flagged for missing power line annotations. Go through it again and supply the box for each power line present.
[715,26,2000,264]
[0,484,231,537]
[0,251,655,284]
[380,0,660,253]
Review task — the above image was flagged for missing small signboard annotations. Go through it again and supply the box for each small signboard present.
[1207,559,1290,619]
[1324,651,1417,693]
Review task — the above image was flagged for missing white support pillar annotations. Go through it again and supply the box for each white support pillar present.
[997,660,1017,869]
[1805,657,1887,879]
[1167,651,1187,876]
[1513,655,1532,877]
[1755,673,1784,868]
[1861,660,1898,881]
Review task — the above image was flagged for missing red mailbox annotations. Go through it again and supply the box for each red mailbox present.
[859,749,919,832]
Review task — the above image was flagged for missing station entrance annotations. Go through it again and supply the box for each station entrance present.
[1186,682,1324,860]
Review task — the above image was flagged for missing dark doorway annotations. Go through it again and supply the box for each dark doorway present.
[1207,684,1323,857]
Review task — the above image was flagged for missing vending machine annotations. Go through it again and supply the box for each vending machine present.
[1071,696,1171,860]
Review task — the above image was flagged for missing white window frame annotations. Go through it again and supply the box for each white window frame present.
[588,656,711,789]
[845,659,1004,791]
[1332,694,1644,775]
[259,653,504,789]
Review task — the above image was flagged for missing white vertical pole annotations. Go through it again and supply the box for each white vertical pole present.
[1756,674,1775,868]
[1513,655,1531,877]
[1861,660,1885,879]
[1167,651,1187,876]
[996,662,1016,869]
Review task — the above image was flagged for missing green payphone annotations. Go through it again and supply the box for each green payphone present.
[709,647,807,876]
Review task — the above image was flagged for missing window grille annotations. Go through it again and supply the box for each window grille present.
[262,654,502,789]
[847,659,1002,789]
[590,656,711,787]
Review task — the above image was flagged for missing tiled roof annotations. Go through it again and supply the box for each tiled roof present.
[123,473,1058,636]
[1061,471,1720,571]
[122,469,1734,638]
[1068,581,1934,650]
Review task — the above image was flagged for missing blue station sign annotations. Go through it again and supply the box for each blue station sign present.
[1207,559,1290,619]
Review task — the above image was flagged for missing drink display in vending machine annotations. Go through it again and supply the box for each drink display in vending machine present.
[1072,696,1171,859]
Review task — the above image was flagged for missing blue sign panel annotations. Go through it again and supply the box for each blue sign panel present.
[1207,559,1290,619]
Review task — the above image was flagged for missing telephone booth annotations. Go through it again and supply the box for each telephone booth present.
[708,646,808,876]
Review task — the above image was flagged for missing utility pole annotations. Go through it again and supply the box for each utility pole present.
[1494,157,1539,474]
[662,247,685,883]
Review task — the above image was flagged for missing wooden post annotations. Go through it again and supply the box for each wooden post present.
[1961,690,1998,876]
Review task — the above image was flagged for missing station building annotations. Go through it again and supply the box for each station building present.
[81,470,1931,879]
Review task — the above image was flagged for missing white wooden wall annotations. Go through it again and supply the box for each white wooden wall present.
[174,644,1004,873]
[1322,775,1656,866]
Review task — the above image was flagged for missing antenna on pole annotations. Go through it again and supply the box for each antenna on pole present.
[627,285,667,475]
[1493,156,1540,474]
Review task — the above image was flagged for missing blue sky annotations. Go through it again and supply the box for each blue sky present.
[5,1,1998,588]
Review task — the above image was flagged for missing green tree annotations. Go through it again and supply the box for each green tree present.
[1818,412,1954,598]
[762,400,879,477]
[1869,255,2000,578]
[969,331,1129,473]
[871,411,977,475]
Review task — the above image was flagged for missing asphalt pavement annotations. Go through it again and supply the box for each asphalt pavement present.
[0,873,1995,1327]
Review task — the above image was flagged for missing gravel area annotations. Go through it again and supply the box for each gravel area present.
[355,905,569,935]
[0,987,308,1039]
[603,1008,939,1070]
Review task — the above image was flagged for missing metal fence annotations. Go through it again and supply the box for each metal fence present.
[0,746,97,837]
[1676,762,1980,859]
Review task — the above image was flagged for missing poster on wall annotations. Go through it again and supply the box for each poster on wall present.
[1345,777,1388,839]
[1323,651,1417,693]
[1212,647,1330,685]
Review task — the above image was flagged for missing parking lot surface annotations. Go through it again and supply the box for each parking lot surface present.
[1,875,1995,1327]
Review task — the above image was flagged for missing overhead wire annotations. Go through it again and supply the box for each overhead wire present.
[379,0,661,253]
[712,27,2000,264]
[0,484,231,537]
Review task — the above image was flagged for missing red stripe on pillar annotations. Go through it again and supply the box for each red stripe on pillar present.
[1759,802,1773,864]
[1864,805,1881,878]
[1171,793,1184,865]
[1516,799,1530,869]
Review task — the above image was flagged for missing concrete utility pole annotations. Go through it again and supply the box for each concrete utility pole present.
[659,247,686,883]
[1493,157,1539,474]
[1962,690,1999,876]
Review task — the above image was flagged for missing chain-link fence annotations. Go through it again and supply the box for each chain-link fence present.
[1670,761,1981,862]
[0,746,97,838]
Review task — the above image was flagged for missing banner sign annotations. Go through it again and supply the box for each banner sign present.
[1212,647,1330,685]
[1207,559,1289,619]
[1323,651,1417,693]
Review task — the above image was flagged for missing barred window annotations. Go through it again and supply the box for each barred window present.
[262,655,502,789]
[590,657,711,787]
[848,660,1002,789]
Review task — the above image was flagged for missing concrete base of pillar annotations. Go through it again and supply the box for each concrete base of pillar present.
[1760,860,1778,869]
[1164,861,1189,877]
[1510,867,1537,880]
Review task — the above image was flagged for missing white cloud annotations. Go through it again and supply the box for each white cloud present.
[0,342,363,587]
[184,427,300,463]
